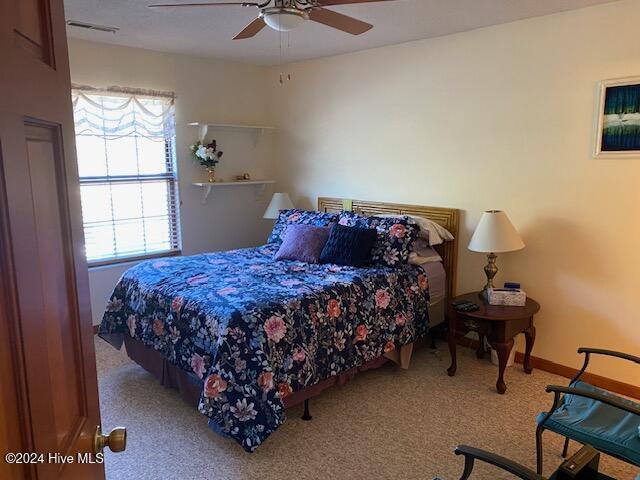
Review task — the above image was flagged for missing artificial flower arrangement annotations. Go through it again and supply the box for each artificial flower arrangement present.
[190,140,223,182]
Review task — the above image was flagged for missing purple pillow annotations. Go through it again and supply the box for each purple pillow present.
[274,224,331,264]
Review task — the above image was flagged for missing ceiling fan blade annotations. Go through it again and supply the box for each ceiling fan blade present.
[316,0,395,5]
[308,8,373,35]
[233,17,266,40]
[148,2,258,8]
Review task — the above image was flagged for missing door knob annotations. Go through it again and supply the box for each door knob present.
[94,425,127,454]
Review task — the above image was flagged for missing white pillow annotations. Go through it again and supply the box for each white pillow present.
[375,214,454,246]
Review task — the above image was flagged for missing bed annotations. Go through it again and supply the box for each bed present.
[320,197,458,328]
[98,197,459,452]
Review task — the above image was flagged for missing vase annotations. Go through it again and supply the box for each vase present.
[206,166,216,183]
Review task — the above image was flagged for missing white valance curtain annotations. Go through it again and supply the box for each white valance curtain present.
[71,84,176,140]
[70,84,180,265]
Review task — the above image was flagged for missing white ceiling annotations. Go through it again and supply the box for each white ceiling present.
[64,0,618,66]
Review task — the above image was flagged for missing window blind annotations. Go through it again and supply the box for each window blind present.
[71,87,181,265]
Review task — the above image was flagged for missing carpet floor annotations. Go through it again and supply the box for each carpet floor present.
[95,337,639,480]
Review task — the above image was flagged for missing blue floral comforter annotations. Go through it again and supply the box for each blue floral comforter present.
[99,244,430,451]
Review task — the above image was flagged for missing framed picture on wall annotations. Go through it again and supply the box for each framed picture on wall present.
[595,76,640,158]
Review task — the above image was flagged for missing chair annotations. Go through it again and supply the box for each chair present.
[438,444,617,480]
[437,445,546,480]
[535,347,640,474]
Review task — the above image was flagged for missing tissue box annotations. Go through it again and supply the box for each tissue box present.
[487,288,526,307]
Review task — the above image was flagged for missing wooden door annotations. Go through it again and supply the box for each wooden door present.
[0,1,109,479]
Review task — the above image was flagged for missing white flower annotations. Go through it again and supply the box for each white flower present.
[230,398,257,422]
[196,145,208,160]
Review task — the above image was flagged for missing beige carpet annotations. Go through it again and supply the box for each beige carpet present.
[95,338,639,480]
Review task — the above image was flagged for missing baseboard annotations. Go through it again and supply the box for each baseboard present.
[455,337,639,400]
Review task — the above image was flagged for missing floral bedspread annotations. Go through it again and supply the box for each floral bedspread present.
[99,244,430,451]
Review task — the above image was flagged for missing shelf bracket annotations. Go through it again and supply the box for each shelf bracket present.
[198,124,209,142]
[201,185,213,204]
[255,183,268,200]
[251,128,262,147]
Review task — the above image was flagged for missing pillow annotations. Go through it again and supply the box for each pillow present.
[274,224,331,264]
[408,247,442,266]
[411,237,431,253]
[412,238,443,258]
[375,214,454,246]
[268,209,338,245]
[319,224,377,267]
[338,212,419,267]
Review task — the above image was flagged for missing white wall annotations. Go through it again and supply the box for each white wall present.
[268,0,640,384]
[71,1,640,384]
[67,39,276,325]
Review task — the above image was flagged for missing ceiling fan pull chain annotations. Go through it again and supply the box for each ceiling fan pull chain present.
[278,26,292,84]
[285,31,292,83]
[279,27,283,84]
[279,73,291,84]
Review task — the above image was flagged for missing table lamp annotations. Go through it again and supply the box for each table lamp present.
[263,192,294,219]
[468,210,525,293]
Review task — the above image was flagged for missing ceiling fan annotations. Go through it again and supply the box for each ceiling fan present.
[147,0,395,40]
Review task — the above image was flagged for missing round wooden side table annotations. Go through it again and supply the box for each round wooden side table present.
[447,291,540,394]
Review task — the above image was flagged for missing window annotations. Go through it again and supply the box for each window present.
[72,86,181,265]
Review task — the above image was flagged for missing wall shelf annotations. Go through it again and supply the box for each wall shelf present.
[188,122,275,143]
[192,179,276,204]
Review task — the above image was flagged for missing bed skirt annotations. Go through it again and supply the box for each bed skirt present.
[124,335,398,410]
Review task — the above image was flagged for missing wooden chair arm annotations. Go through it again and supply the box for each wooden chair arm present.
[545,385,640,416]
[453,445,546,480]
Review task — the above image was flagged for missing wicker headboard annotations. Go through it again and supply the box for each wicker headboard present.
[318,197,459,300]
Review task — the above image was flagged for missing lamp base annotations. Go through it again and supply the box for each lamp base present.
[481,252,498,294]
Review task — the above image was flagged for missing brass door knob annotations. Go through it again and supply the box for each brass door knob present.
[94,425,127,454]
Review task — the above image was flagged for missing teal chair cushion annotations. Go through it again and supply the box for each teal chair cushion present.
[536,381,640,466]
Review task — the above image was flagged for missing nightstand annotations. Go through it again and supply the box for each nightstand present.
[446,291,540,394]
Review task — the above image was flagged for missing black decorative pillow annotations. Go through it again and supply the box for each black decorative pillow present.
[338,211,419,267]
[267,209,338,245]
[319,224,377,267]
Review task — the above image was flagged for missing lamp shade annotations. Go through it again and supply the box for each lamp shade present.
[468,210,525,253]
[263,193,294,219]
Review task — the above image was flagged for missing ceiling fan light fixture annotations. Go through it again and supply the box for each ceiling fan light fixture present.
[261,7,308,32]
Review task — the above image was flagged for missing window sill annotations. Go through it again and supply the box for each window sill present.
[87,249,181,270]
